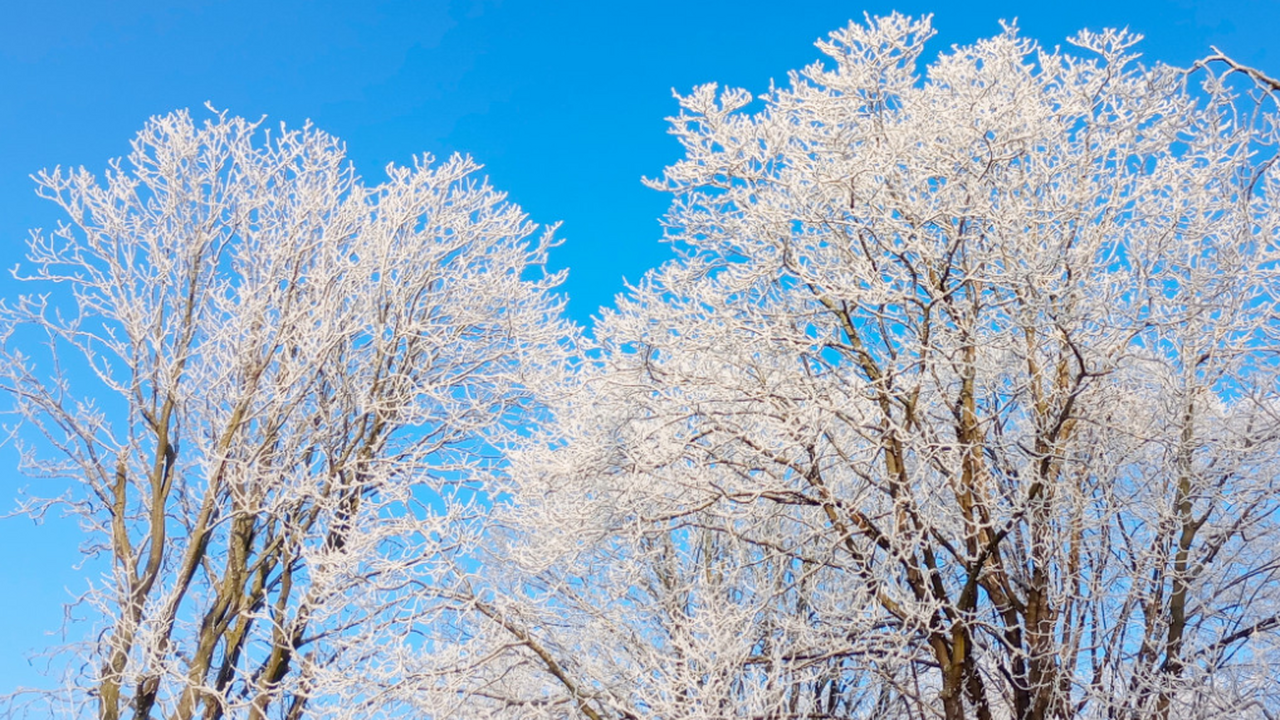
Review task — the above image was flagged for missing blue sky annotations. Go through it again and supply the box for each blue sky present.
[0,0,1275,696]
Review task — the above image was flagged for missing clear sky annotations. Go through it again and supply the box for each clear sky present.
[0,0,1275,696]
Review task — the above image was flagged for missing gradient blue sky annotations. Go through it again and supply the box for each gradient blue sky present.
[0,0,1276,695]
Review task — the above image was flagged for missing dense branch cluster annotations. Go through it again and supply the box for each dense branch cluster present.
[3,14,1280,720]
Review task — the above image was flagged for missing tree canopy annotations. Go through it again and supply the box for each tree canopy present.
[4,14,1280,720]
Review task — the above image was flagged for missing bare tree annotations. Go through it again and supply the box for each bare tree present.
[481,15,1280,720]
[0,110,571,719]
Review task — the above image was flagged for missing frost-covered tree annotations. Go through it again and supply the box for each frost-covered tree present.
[0,111,571,719]
[7,15,1280,720]
[479,15,1280,720]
